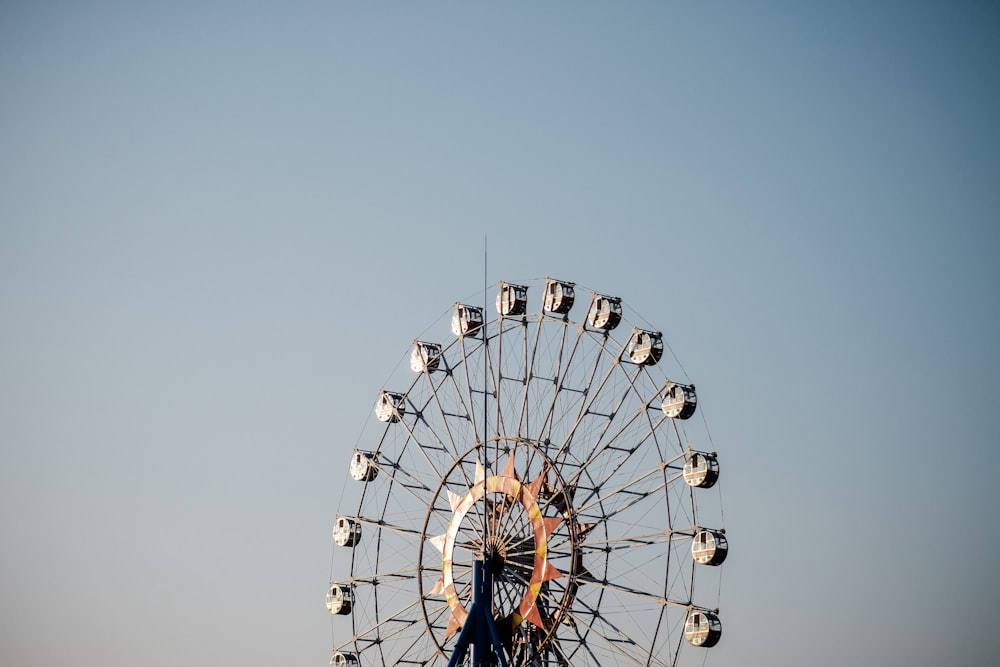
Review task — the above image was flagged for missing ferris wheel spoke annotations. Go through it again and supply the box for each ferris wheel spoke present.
[494,577,521,612]
[344,515,428,542]
[562,404,645,492]
[523,315,550,438]
[452,336,484,445]
[575,530,680,553]
[535,631,580,667]
[557,620,654,667]
[496,319,531,438]
[539,324,599,449]
[557,595,674,667]
[350,595,424,643]
[418,363,483,470]
[482,335,506,474]
[503,544,540,562]
[441,357,484,447]
[565,416,673,514]
[536,323,583,440]
[559,360,638,462]
[551,347,621,462]
[394,413,464,489]
[572,479,678,534]
[532,583,670,667]
[491,318,520,440]
[571,460,666,515]
[352,619,430,664]
[480,327,499,436]
[422,597,452,632]
[645,601,673,667]
[497,317,531,439]
[384,605,450,666]
[347,566,422,586]
[395,394,465,478]
[576,574,690,610]
[571,382,663,465]
[495,509,543,558]
[369,459,439,509]
[502,565,565,599]
[517,311,547,437]
[531,312,584,442]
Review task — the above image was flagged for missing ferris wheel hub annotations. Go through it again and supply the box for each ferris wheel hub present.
[483,535,507,574]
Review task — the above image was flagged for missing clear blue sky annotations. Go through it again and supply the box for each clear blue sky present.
[2,2,998,666]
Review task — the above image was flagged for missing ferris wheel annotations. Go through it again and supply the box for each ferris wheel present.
[328,277,726,667]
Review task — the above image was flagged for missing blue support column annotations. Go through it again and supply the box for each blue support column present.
[447,560,510,667]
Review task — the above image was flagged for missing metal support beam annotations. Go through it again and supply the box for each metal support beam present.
[448,560,510,667]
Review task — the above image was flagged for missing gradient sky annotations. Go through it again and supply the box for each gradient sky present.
[2,2,998,666]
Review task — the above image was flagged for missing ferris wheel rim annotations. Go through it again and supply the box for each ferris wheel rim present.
[416,437,583,657]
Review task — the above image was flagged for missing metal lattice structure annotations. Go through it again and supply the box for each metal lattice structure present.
[328,277,725,666]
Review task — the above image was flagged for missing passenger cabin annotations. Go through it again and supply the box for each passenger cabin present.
[661,382,697,420]
[543,277,576,315]
[350,451,378,482]
[627,327,663,365]
[587,293,622,331]
[683,452,720,488]
[330,652,358,667]
[326,583,353,615]
[496,281,528,316]
[410,341,442,373]
[692,529,728,566]
[685,611,722,647]
[375,390,404,423]
[333,517,361,547]
[451,303,484,338]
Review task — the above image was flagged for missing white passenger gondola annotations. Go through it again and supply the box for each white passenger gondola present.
[543,277,576,315]
[683,452,720,488]
[349,451,378,482]
[451,303,484,337]
[661,382,697,419]
[691,529,728,566]
[496,281,528,316]
[375,390,404,423]
[330,652,358,667]
[627,327,663,365]
[587,293,622,331]
[326,583,353,615]
[410,341,442,373]
[685,610,722,647]
[333,516,362,547]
